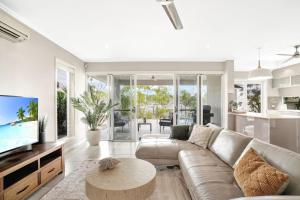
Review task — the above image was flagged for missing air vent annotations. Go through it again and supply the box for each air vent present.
[0,20,29,42]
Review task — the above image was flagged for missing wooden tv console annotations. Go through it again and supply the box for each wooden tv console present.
[0,143,64,200]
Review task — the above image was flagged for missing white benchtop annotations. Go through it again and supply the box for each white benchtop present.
[228,112,300,119]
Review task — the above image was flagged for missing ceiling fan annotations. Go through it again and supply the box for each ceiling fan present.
[157,0,183,30]
[277,45,300,64]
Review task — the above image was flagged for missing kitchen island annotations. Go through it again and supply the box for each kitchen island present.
[228,112,300,153]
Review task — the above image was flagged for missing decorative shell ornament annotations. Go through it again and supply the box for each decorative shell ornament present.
[98,157,120,171]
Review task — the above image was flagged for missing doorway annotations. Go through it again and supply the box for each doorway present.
[86,73,222,141]
[111,75,136,141]
[136,75,174,137]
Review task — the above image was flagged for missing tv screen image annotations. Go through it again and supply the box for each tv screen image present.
[0,96,38,154]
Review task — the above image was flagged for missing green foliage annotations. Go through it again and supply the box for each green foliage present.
[89,85,108,99]
[136,85,172,120]
[137,91,146,105]
[247,85,261,113]
[57,89,67,135]
[17,107,25,121]
[16,101,38,123]
[145,111,153,119]
[71,86,118,131]
[229,100,242,110]
[152,87,172,106]
[28,101,38,120]
[180,90,196,109]
[120,86,131,116]
[138,108,145,119]
[155,107,169,119]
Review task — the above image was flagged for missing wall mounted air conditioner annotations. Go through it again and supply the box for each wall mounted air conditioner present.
[0,10,30,42]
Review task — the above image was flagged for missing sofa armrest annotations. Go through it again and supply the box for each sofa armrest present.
[231,196,300,200]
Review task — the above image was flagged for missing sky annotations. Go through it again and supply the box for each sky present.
[0,96,38,125]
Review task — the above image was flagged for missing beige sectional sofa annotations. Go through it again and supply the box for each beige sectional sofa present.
[135,124,300,200]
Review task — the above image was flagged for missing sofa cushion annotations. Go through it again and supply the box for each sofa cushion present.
[179,150,243,200]
[135,135,201,165]
[210,130,252,167]
[234,139,300,195]
[234,148,289,196]
[207,123,223,148]
[135,138,179,160]
[170,125,190,140]
[188,123,194,138]
[188,125,213,148]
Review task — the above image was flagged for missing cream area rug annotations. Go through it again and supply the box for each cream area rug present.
[41,160,191,200]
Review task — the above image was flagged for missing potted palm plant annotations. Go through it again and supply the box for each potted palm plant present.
[71,86,117,146]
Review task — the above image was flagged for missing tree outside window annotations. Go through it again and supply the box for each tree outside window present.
[247,84,261,113]
[234,83,262,113]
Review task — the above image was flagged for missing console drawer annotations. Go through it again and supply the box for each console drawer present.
[41,157,62,184]
[4,172,38,200]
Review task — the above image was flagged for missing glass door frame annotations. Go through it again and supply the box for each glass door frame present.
[86,71,224,141]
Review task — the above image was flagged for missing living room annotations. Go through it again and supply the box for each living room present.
[0,0,300,200]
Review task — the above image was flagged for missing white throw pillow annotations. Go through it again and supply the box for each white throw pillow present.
[188,125,213,148]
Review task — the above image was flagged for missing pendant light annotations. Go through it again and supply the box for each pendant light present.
[248,48,273,80]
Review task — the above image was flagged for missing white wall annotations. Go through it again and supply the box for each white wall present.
[0,8,86,141]
[222,60,234,128]
[234,71,249,80]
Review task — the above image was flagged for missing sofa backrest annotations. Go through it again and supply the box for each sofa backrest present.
[234,139,300,195]
[209,130,252,167]
[207,123,223,148]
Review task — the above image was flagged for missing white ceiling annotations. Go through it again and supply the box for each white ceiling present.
[1,0,300,70]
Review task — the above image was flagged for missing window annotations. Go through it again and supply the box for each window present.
[247,84,261,113]
[234,83,262,113]
[283,97,300,110]
[55,62,75,140]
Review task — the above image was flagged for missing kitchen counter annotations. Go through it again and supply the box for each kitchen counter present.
[228,112,300,153]
[228,112,300,119]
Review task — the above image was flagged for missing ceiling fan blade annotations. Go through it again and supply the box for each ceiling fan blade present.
[277,54,294,56]
[281,56,295,64]
[162,2,183,30]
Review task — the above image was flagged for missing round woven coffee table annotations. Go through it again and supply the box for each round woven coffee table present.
[85,158,156,200]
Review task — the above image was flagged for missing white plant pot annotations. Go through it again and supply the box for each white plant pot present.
[86,130,101,146]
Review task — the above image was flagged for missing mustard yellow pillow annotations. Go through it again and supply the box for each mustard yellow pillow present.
[233,148,289,196]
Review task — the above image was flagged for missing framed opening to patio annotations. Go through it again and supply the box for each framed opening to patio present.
[87,73,222,141]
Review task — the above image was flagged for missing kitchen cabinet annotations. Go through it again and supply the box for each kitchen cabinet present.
[272,77,290,88]
[291,75,300,86]
[228,113,300,153]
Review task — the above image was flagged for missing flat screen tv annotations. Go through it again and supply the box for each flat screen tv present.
[0,95,38,155]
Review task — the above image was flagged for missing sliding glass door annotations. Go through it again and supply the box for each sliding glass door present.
[201,75,222,126]
[176,75,198,125]
[136,75,174,136]
[85,73,222,141]
[175,74,222,126]
[111,75,137,141]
